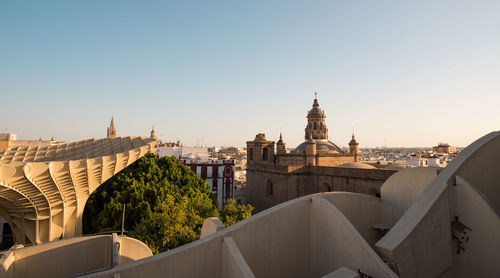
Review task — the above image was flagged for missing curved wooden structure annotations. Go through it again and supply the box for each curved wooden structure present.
[0,137,157,244]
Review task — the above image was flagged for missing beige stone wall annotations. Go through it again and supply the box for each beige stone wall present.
[247,165,396,212]
[276,154,306,166]
[276,153,355,167]
[317,155,354,166]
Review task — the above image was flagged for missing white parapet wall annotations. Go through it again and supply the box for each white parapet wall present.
[376,131,500,277]
[0,234,152,278]
[82,193,398,278]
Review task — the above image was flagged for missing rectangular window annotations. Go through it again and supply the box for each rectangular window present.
[201,166,207,179]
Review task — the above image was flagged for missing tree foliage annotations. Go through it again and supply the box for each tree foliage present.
[83,154,253,254]
[220,199,253,226]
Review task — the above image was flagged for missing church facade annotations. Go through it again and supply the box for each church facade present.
[246,97,396,212]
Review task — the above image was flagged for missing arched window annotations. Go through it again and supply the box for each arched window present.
[314,122,317,130]
[248,148,253,161]
[262,147,268,161]
[266,180,273,195]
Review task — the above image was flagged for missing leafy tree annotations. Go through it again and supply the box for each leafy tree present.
[83,154,253,254]
[220,199,253,226]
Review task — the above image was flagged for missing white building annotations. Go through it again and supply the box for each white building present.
[158,146,209,162]
[179,158,235,208]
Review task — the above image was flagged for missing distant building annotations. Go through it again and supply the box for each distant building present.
[0,133,58,152]
[107,117,117,138]
[179,158,234,208]
[246,97,395,212]
[158,146,209,162]
[406,156,448,168]
[432,143,457,154]
[150,126,157,139]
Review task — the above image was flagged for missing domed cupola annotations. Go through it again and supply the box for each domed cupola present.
[305,95,328,140]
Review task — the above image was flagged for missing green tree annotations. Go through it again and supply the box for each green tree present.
[220,199,253,226]
[83,154,253,254]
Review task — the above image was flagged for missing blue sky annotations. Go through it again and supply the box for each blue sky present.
[1,1,499,148]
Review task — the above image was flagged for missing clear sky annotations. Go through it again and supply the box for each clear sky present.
[1,1,499,148]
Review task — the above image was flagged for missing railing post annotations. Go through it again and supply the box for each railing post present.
[112,233,120,267]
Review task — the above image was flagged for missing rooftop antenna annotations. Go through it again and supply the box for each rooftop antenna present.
[314,91,317,99]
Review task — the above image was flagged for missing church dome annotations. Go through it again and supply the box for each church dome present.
[337,162,376,169]
[295,139,341,153]
[308,98,325,117]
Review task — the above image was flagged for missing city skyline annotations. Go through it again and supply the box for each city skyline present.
[1,1,499,148]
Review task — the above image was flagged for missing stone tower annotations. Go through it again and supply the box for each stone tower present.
[349,134,360,162]
[305,133,317,166]
[107,117,117,138]
[246,133,275,164]
[150,126,156,138]
[304,96,328,140]
[277,133,286,155]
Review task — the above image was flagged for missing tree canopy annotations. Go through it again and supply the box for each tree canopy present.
[83,154,252,254]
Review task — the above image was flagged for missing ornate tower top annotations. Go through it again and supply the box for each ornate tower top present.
[304,95,328,140]
[349,134,358,146]
[150,126,156,138]
[277,133,285,145]
[349,133,360,162]
[107,117,117,138]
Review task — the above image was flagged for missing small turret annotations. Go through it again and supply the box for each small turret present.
[349,134,360,162]
[150,126,156,138]
[277,133,286,155]
[305,133,316,166]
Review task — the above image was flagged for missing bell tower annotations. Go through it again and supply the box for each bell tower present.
[107,117,117,138]
[304,94,328,140]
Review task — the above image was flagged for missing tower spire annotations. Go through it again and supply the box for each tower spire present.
[305,94,327,140]
[107,117,117,138]
[150,125,156,138]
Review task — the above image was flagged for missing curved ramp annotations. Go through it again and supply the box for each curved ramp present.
[376,131,500,277]
[83,193,398,278]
